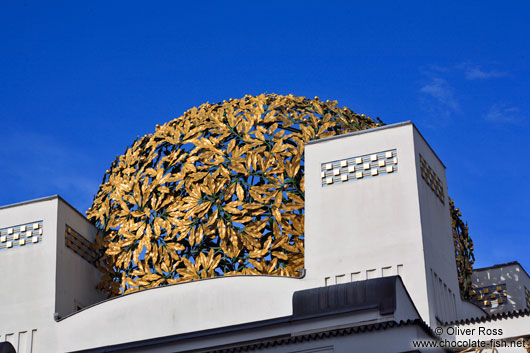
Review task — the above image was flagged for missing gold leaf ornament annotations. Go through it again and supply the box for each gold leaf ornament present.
[87,93,381,296]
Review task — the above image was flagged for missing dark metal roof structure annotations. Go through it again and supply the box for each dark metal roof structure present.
[212,319,432,353]
[0,342,16,353]
[74,276,436,353]
[292,276,398,319]
[447,308,530,326]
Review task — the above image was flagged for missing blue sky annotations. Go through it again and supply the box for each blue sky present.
[1,1,528,270]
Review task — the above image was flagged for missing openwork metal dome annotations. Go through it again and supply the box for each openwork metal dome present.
[87,93,474,298]
[87,94,380,296]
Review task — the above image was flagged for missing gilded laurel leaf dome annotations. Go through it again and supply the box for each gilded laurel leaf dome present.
[87,93,380,296]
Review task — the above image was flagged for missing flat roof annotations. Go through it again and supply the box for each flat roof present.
[473,261,530,279]
[72,277,433,353]
[474,261,521,271]
[305,121,446,168]
[0,194,89,221]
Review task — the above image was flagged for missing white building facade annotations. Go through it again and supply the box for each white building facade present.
[0,122,529,352]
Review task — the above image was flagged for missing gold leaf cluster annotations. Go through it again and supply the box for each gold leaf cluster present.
[87,94,380,296]
[450,198,475,299]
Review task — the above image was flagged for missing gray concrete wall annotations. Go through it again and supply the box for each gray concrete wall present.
[72,280,429,353]
[412,130,462,325]
[442,314,530,352]
[0,196,106,352]
[55,199,106,318]
[56,275,305,352]
[471,263,530,314]
[305,123,435,326]
[0,197,59,352]
[303,122,479,326]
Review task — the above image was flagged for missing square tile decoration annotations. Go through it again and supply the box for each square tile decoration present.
[321,149,398,187]
[0,221,43,252]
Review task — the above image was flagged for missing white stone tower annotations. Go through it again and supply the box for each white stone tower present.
[304,121,480,325]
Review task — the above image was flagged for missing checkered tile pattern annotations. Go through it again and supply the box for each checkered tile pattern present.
[419,155,445,203]
[470,284,507,308]
[321,149,398,187]
[65,225,98,265]
[0,221,43,251]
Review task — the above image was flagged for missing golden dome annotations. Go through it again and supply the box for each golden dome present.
[87,93,379,296]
